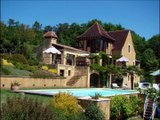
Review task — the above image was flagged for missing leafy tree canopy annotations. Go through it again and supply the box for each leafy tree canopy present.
[0,18,159,74]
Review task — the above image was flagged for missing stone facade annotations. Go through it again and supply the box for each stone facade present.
[38,22,140,89]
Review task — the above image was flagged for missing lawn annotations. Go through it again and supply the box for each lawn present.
[1,89,52,105]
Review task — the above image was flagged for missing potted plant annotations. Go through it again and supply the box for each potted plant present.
[91,93,102,99]
[11,81,21,91]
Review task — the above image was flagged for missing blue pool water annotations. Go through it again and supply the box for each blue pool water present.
[17,88,139,97]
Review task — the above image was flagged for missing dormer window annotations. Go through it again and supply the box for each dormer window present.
[128,44,131,53]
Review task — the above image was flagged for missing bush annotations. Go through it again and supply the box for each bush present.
[10,54,28,64]
[1,59,14,67]
[84,102,105,120]
[15,62,37,72]
[52,107,85,120]
[110,95,142,120]
[129,95,143,115]
[41,65,48,70]
[48,68,57,74]
[50,92,81,116]
[0,95,55,120]
[31,70,57,78]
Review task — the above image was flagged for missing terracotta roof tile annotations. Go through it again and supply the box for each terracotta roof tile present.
[108,30,129,50]
[44,31,58,38]
[77,22,115,41]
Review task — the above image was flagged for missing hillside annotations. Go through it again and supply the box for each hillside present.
[1,19,159,77]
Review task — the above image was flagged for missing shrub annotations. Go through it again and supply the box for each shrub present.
[111,95,128,120]
[23,65,37,72]
[91,92,102,99]
[48,68,57,74]
[1,59,14,67]
[84,102,105,120]
[11,81,21,86]
[15,62,37,72]
[11,54,28,64]
[129,95,143,115]
[110,95,142,120]
[31,70,57,78]
[50,92,80,116]
[15,62,24,70]
[0,95,55,120]
[52,107,85,120]
[41,65,48,70]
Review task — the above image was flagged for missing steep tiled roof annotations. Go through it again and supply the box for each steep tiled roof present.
[77,22,115,41]
[44,31,58,38]
[108,30,129,50]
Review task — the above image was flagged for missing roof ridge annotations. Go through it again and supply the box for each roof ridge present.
[96,22,102,35]
[78,23,96,38]
[108,30,129,33]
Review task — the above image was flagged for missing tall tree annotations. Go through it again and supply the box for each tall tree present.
[32,21,42,31]
[44,25,53,33]
[146,34,160,66]
[141,48,159,72]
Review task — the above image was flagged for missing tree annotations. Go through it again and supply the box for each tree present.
[44,25,53,33]
[131,31,146,61]
[8,19,15,27]
[0,21,8,53]
[141,48,159,71]
[146,34,160,66]
[32,21,42,31]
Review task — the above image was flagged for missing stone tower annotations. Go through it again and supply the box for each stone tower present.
[43,31,58,48]
[42,31,58,64]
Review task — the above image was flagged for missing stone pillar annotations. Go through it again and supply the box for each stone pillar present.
[78,98,110,120]
[87,67,90,88]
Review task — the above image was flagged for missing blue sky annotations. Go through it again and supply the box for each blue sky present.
[1,0,160,40]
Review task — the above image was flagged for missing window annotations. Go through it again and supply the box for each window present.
[128,45,131,53]
[60,70,64,76]
[68,70,71,76]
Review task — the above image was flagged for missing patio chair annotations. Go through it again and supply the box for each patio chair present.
[112,83,120,89]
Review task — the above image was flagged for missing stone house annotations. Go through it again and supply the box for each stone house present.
[38,22,140,89]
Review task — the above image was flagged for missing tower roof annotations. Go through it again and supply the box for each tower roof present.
[77,22,115,41]
[43,31,58,38]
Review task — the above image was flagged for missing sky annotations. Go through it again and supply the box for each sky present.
[1,0,160,40]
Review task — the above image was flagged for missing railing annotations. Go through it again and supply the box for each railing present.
[151,101,157,120]
[143,95,157,120]
[143,96,148,115]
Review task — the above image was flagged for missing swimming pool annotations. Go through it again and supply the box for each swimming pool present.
[16,88,139,98]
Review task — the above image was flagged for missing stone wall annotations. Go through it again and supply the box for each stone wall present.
[78,98,110,120]
[1,76,66,89]
[1,76,89,89]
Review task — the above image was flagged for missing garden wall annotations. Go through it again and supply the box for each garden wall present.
[1,76,89,89]
[1,76,68,89]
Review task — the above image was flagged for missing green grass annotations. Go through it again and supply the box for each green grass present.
[1,89,52,105]
[1,66,32,76]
